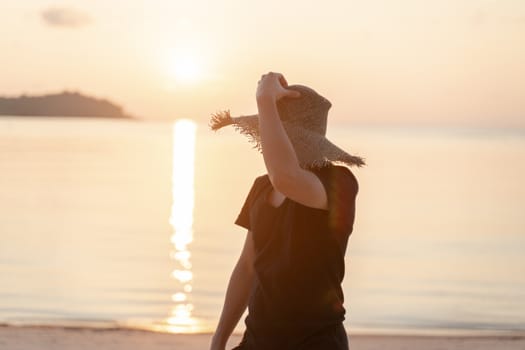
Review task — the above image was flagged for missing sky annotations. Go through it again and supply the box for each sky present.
[1,0,524,127]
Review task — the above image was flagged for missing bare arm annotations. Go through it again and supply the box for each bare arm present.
[210,231,256,350]
[256,72,328,210]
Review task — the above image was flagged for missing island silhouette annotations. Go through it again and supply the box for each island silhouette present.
[0,91,134,119]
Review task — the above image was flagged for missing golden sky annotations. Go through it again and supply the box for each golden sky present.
[1,0,524,127]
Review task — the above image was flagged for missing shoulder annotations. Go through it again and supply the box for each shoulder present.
[245,174,271,196]
[254,174,271,188]
[336,165,359,192]
[315,164,358,195]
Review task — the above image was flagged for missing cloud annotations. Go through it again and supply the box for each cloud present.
[41,6,91,28]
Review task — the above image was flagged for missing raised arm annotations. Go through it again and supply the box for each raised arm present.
[210,231,256,350]
[256,72,328,210]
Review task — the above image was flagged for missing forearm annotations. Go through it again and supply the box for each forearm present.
[212,260,254,348]
[257,97,301,184]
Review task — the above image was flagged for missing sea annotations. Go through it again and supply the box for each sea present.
[0,116,524,336]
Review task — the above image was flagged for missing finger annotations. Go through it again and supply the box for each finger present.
[268,71,281,79]
[278,74,288,87]
[285,89,301,98]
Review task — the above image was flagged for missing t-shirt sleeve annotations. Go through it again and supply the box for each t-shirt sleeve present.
[316,165,359,236]
[234,176,265,230]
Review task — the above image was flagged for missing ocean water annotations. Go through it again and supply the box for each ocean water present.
[0,116,524,335]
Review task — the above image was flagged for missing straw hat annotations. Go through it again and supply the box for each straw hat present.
[209,84,366,169]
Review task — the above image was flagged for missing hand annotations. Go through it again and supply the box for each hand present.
[256,72,301,103]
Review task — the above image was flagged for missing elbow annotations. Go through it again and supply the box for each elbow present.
[268,169,297,194]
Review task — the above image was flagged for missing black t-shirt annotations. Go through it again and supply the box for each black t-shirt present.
[235,164,359,343]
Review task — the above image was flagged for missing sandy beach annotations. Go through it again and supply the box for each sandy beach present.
[1,325,524,350]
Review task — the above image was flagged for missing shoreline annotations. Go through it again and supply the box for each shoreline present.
[3,321,524,337]
[1,324,525,350]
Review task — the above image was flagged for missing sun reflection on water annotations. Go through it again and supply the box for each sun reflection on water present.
[166,119,199,333]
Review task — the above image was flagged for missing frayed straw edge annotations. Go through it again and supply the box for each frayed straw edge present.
[306,155,366,169]
[209,110,262,151]
[209,110,234,131]
[232,123,262,152]
[346,155,366,167]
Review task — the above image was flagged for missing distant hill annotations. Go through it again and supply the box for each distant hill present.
[0,91,134,119]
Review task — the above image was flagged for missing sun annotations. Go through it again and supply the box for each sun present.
[168,49,204,84]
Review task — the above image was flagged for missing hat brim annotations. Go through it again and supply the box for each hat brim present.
[210,111,365,168]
